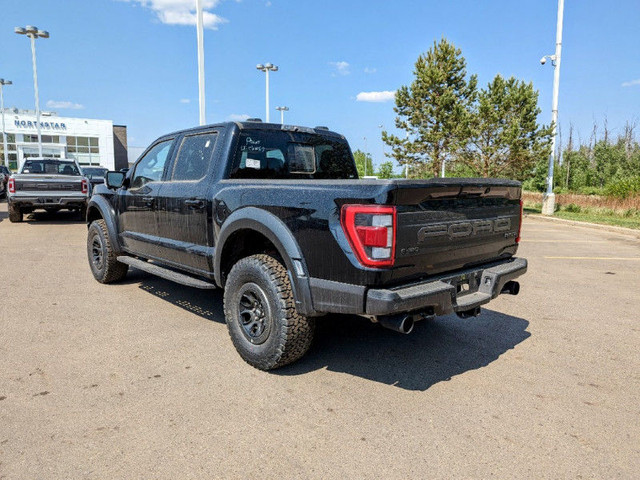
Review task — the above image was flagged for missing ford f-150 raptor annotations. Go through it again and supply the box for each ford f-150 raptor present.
[86,121,527,370]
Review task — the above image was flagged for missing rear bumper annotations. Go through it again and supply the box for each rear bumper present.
[8,194,88,208]
[309,257,527,316]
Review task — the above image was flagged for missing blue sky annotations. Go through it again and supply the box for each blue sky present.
[1,0,639,169]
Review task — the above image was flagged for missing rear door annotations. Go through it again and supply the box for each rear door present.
[118,138,174,257]
[154,131,219,273]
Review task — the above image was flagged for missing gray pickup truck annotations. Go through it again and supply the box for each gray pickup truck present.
[7,158,90,222]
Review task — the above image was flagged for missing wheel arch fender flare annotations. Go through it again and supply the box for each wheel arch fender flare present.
[214,207,316,316]
[87,195,122,255]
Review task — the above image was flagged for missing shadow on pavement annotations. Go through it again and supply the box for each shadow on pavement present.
[21,210,85,225]
[126,268,225,324]
[281,311,530,390]
[128,269,530,391]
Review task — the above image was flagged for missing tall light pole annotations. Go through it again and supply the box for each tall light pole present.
[15,25,49,158]
[196,0,206,126]
[275,106,289,124]
[0,79,12,169]
[363,136,368,177]
[405,130,410,178]
[378,124,386,162]
[541,0,564,215]
[256,63,278,122]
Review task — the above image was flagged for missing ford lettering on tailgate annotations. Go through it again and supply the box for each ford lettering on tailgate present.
[417,217,512,242]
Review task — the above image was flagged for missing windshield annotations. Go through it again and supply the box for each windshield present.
[22,160,81,176]
[229,130,358,180]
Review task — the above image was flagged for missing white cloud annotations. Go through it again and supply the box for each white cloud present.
[122,0,228,29]
[265,1,272,5]
[364,67,377,74]
[179,98,190,103]
[329,61,350,76]
[621,79,640,87]
[227,113,250,121]
[46,100,85,110]
[356,91,396,103]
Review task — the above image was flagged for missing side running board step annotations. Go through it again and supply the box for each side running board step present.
[117,256,217,290]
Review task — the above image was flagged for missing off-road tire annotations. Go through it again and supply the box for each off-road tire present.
[8,203,22,223]
[223,254,315,370]
[87,219,128,283]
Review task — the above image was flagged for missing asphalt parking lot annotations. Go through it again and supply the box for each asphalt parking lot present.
[0,202,638,479]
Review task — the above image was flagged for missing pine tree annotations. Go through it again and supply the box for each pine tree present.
[458,75,553,179]
[382,38,477,177]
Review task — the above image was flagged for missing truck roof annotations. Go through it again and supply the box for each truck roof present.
[158,121,345,142]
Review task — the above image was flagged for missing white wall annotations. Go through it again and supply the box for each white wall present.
[5,111,115,169]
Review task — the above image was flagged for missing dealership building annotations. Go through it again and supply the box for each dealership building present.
[1,108,128,171]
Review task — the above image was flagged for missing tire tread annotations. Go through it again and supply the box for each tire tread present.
[223,254,314,370]
[88,219,128,283]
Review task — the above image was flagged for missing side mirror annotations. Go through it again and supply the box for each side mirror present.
[105,171,126,189]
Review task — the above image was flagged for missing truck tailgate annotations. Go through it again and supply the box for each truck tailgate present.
[391,179,521,283]
[14,175,83,193]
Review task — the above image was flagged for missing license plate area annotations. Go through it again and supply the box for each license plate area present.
[444,272,483,296]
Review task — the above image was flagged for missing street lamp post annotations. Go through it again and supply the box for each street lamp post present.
[195,0,206,126]
[275,106,289,124]
[405,130,410,178]
[256,63,278,122]
[378,124,386,161]
[541,0,564,215]
[0,79,12,169]
[363,136,368,177]
[15,25,49,158]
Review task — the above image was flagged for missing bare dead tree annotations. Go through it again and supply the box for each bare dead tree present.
[588,121,597,165]
[565,124,574,189]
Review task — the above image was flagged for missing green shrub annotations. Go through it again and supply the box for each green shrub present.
[563,203,582,213]
[603,177,640,199]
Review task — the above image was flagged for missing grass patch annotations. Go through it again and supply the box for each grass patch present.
[553,211,640,229]
[522,199,640,229]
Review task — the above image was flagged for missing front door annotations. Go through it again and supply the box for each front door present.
[118,139,174,258]
[155,131,219,273]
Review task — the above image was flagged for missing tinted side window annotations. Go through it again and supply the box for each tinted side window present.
[171,133,217,181]
[131,140,172,189]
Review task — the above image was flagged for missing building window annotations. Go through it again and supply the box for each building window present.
[0,134,18,170]
[65,136,100,165]
[23,134,60,143]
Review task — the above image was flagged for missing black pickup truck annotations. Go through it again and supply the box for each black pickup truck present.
[86,121,526,370]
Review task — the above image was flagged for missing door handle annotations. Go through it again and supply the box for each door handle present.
[141,196,155,207]
[185,199,205,209]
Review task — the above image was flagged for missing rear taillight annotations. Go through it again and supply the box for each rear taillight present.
[81,178,88,194]
[8,177,15,194]
[516,199,523,243]
[341,204,396,267]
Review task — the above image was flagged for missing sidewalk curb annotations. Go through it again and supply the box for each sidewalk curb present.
[526,213,640,239]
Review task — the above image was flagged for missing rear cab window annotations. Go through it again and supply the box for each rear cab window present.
[22,160,80,176]
[228,130,357,180]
